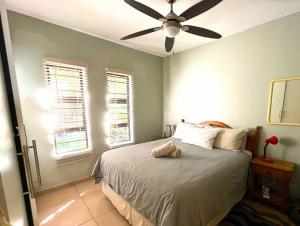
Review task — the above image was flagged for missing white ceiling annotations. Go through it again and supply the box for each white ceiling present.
[5,0,300,57]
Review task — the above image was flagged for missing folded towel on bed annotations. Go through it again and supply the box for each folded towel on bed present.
[168,148,181,158]
[151,141,181,158]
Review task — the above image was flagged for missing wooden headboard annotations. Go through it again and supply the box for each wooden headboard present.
[196,120,261,158]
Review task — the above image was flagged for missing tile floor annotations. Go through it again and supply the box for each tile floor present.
[36,179,130,226]
[36,179,296,226]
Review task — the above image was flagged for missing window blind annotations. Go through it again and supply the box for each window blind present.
[44,61,89,155]
[106,72,133,145]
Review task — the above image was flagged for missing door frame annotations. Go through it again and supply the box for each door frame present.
[0,12,34,226]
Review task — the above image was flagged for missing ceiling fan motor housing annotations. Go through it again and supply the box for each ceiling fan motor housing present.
[167,0,176,4]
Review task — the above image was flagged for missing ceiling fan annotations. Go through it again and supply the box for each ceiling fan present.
[121,0,223,52]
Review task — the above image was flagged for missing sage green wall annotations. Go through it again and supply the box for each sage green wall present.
[8,11,163,191]
[163,12,300,198]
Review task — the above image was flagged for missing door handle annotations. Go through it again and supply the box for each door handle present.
[21,125,42,186]
[17,146,35,198]
[28,140,42,186]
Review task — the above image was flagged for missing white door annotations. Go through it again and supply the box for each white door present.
[0,1,38,225]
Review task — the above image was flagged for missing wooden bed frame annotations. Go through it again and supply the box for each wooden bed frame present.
[182,120,262,158]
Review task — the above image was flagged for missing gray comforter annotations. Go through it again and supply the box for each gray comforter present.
[92,138,251,226]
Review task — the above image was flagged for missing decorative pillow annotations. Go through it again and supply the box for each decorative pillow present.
[214,128,249,151]
[173,122,206,140]
[181,127,221,149]
[240,127,258,149]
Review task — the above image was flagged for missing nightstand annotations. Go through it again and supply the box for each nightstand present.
[248,157,295,210]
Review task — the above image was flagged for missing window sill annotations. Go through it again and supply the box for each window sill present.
[55,149,93,166]
[109,141,134,149]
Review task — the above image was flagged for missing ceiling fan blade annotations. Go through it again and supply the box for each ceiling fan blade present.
[165,37,175,52]
[180,0,223,21]
[121,27,161,40]
[182,25,222,39]
[124,0,166,21]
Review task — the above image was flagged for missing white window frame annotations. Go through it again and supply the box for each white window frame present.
[106,68,134,147]
[44,58,90,157]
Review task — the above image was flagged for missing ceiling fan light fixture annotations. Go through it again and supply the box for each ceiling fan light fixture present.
[162,21,181,38]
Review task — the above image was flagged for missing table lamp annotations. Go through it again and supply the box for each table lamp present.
[262,136,278,162]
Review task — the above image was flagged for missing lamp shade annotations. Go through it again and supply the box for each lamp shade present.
[162,21,181,38]
[162,25,180,38]
[265,136,278,145]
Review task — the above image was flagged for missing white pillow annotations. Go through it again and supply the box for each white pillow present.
[181,127,221,149]
[173,122,205,140]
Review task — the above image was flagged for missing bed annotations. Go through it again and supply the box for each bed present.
[92,121,261,226]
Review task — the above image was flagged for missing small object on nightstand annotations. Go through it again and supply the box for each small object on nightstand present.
[262,186,271,200]
[262,136,278,162]
[249,157,295,210]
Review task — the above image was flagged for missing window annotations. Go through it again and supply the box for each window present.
[44,60,89,155]
[106,71,133,146]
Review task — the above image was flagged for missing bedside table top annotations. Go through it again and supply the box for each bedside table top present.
[251,157,295,172]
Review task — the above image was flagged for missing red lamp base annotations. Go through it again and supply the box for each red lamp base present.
[261,157,274,162]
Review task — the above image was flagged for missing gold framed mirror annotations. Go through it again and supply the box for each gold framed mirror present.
[267,77,300,126]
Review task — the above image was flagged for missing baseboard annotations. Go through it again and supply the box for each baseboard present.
[35,176,92,197]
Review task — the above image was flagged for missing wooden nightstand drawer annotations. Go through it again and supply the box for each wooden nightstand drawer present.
[251,165,285,180]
